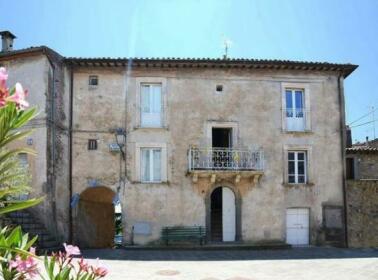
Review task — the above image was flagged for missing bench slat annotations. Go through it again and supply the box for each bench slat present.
[161,226,206,245]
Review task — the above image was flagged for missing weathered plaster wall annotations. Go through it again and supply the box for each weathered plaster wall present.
[71,67,345,245]
[1,55,50,222]
[1,54,70,242]
[347,180,378,248]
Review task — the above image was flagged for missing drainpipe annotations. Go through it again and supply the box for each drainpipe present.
[44,51,57,237]
[338,74,349,248]
[68,66,74,243]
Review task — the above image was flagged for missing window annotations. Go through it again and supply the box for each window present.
[141,84,162,127]
[216,84,223,93]
[288,151,307,184]
[141,148,161,182]
[346,157,355,179]
[285,88,305,131]
[88,139,98,150]
[18,153,28,169]
[89,75,98,86]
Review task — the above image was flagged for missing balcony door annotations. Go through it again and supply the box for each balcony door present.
[212,128,232,148]
[212,128,232,169]
[286,89,305,131]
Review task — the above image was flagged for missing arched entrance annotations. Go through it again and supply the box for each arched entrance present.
[209,186,236,242]
[76,187,115,248]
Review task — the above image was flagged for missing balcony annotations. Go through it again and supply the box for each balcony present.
[188,147,264,184]
[283,108,310,132]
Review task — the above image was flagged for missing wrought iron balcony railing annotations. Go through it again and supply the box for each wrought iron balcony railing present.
[188,147,264,171]
[282,108,310,131]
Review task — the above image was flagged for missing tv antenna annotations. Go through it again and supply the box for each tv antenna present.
[222,37,232,59]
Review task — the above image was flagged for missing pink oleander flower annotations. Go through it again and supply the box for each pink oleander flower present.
[78,257,89,272]
[0,67,8,107]
[0,87,8,107]
[92,265,108,278]
[63,243,81,256]
[7,82,29,109]
[0,67,8,88]
[9,253,39,279]
[91,258,108,278]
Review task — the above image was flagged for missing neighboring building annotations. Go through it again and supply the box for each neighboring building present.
[346,135,378,248]
[0,31,70,242]
[0,31,358,248]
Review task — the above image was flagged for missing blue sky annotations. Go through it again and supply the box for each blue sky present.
[1,0,378,142]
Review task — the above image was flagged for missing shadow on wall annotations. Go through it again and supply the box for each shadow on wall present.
[75,186,115,249]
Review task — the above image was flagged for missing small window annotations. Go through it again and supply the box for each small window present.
[18,153,28,169]
[141,148,161,182]
[88,139,98,150]
[216,85,223,93]
[346,158,355,179]
[89,75,98,86]
[288,151,307,184]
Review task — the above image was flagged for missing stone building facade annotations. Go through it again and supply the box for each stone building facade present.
[346,142,378,247]
[0,31,358,247]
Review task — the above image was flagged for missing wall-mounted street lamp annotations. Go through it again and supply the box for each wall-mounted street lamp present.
[115,128,126,160]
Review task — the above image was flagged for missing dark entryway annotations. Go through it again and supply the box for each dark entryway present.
[212,128,232,148]
[211,187,223,241]
[76,187,115,248]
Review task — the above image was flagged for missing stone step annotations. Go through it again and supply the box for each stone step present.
[7,210,61,249]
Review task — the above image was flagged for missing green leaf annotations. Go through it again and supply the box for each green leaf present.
[13,108,37,129]
[0,148,36,164]
[24,234,38,251]
[0,129,33,148]
[0,197,44,215]
[5,226,21,246]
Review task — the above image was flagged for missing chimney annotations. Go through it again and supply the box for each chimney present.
[366,136,369,146]
[0,31,16,52]
[346,126,352,148]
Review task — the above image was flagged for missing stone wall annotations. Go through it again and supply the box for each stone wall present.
[347,180,378,248]
[356,153,378,179]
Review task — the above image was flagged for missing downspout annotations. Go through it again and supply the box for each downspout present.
[338,74,349,248]
[44,51,57,236]
[68,66,74,243]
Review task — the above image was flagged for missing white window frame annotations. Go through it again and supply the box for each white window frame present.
[140,83,162,128]
[206,121,239,148]
[281,82,311,132]
[140,148,162,183]
[135,143,167,183]
[283,145,312,185]
[288,151,307,184]
[135,78,167,128]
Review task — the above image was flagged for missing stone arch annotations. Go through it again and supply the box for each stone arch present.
[75,187,116,248]
[205,184,242,242]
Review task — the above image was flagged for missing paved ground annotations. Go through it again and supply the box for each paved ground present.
[81,247,378,280]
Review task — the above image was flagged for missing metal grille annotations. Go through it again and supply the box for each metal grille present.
[188,147,264,171]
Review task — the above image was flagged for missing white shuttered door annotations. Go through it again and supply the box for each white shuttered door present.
[286,208,309,246]
[222,187,236,242]
[141,84,162,127]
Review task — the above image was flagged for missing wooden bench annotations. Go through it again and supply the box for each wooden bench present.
[161,226,206,245]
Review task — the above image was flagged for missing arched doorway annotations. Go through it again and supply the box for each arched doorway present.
[210,186,236,242]
[76,187,115,248]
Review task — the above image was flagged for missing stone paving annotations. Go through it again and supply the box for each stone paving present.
[82,247,378,280]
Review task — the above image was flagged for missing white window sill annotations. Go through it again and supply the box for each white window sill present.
[134,126,169,131]
[282,182,314,188]
[283,129,313,134]
[134,181,169,185]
